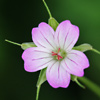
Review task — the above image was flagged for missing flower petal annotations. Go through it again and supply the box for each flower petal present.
[32,22,56,50]
[46,61,70,88]
[22,47,53,72]
[68,50,89,69]
[54,20,79,51]
[62,50,89,77]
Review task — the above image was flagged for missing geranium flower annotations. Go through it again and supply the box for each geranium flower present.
[22,20,89,88]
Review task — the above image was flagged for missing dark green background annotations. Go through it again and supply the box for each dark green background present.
[0,0,100,100]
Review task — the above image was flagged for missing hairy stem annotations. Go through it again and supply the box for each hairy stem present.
[75,79,85,89]
[5,39,21,46]
[42,0,52,18]
[78,76,100,97]
[92,48,100,55]
[36,85,41,100]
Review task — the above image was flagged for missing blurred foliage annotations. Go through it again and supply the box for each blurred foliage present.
[0,0,100,100]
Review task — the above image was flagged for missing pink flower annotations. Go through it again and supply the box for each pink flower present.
[22,20,89,88]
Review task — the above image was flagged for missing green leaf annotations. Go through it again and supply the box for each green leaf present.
[21,42,36,50]
[36,68,47,87]
[73,43,92,52]
[73,43,100,55]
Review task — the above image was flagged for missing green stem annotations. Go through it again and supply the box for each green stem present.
[75,79,85,89]
[5,39,21,46]
[36,85,41,100]
[42,0,52,18]
[78,76,100,97]
[92,48,100,55]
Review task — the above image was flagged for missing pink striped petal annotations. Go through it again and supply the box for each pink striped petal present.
[67,50,89,69]
[22,47,53,72]
[46,61,70,88]
[62,50,89,77]
[62,59,84,77]
[54,20,79,51]
[32,22,56,50]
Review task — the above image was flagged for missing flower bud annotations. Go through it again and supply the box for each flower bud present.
[21,42,36,50]
[48,17,59,31]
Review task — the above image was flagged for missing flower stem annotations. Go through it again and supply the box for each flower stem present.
[42,0,52,18]
[36,85,41,100]
[78,76,100,97]
[75,79,85,89]
[5,39,21,46]
[92,48,100,55]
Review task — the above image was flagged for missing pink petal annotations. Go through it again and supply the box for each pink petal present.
[22,47,53,72]
[62,50,89,77]
[54,20,79,51]
[46,61,70,88]
[68,50,89,69]
[32,22,56,50]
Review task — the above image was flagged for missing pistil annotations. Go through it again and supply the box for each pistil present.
[52,48,63,60]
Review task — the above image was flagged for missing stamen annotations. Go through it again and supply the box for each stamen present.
[57,55,63,60]
[52,53,57,56]
[52,48,63,60]
[57,48,60,53]
[52,52,57,56]
[58,55,63,59]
